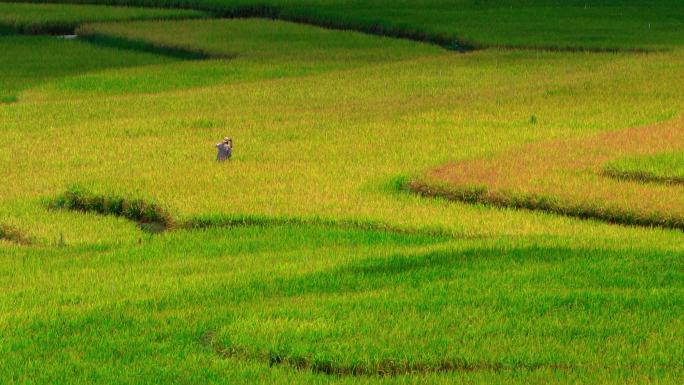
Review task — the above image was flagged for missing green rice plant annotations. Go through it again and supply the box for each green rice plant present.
[410,117,684,231]
[7,0,684,50]
[0,12,683,385]
[1,225,682,384]
[604,151,684,185]
[0,2,206,34]
[22,18,443,97]
[0,34,178,102]
[4,18,684,246]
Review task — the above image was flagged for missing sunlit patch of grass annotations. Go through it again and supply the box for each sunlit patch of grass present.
[207,241,684,377]
[604,151,684,185]
[77,18,445,61]
[0,199,148,247]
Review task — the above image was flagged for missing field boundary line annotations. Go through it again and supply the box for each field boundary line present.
[201,331,684,377]
[408,116,684,232]
[43,187,476,242]
[0,0,670,54]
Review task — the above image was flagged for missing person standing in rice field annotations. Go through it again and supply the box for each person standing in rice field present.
[216,137,232,161]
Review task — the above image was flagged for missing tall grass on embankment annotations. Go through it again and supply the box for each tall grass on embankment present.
[407,179,684,232]
[50,187,175,230]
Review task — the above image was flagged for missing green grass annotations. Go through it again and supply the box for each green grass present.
[3,18,684,247]
[0,5,683,385]
[0,2,206,34]
[0,33,179,103]
[26,18,442,97]
[2,225,682,384]
[604,152,684,185]
[7,0,684,50]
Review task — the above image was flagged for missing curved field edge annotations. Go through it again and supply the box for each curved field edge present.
[0,1,477,51]
[194,243,684,380]
[49,187,175,233]
[75,27,219,59]
[406,179,684,232]
[202,331,578,377]
[603,152,684,186]
[0,2,208,35]
[602,169,684,186]
[407,116,684,232]
[2,1,678,52]
[47,187,458,239]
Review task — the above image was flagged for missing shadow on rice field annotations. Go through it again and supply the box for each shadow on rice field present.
[80,32,218,59]
[7,0,684,52]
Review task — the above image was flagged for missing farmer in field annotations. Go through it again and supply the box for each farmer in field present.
[216,137,232,161]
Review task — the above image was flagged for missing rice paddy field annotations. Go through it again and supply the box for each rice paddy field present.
[0,1,683,384]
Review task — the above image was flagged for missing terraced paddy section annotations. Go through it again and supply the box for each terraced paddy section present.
[16,18,444,99]
[78,18,445,61]
[7,0,684,51]
[604,151,684,185]
[5,35,684,245]
[410,116,684,230]
[1,2,684,383]
[1,224,683,384]
[0,2,206,34]
[0,33,180,103]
